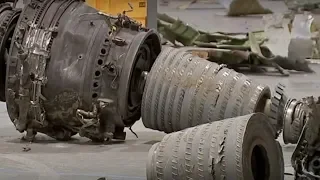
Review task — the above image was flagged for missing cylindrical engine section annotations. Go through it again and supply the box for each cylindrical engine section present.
[141,46,271,133]
[0,3,21,102]
[146,113,284,180]
[6,0,161,141]
[283,98,306,144]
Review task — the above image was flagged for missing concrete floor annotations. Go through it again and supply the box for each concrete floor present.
[0,0,319,180]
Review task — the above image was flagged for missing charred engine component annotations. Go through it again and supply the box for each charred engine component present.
[146,113,284,180]
[0,3,21,102]
[289,96,320,180]
[141,46,275,134]
[5,0,161,141]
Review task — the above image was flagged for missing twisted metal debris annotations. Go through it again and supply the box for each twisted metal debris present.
[157,13,314,76]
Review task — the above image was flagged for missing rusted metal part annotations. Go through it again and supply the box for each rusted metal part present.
[146,113,284,180]
[141,46,271,133]
[0,3,21,102]
[5,0,161,141]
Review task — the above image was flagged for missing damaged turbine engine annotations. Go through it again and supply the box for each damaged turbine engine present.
[1,1,161,141]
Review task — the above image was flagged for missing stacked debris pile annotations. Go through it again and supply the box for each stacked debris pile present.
[141,47,292,180]
[157,13,314,76]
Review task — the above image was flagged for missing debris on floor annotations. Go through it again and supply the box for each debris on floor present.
[22,145,31,152]
[165,0,272,16]
[285,0,320,11]
[97,177,106,180]
[219,0,272,16]
[157,13,315,76]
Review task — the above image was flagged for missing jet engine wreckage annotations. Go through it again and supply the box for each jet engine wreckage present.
[2,0,162,141]
[0,0,320,180]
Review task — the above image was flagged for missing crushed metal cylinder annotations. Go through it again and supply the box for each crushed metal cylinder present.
[147,113,284,180]
[142,46,271,133]
[3,1,161,141]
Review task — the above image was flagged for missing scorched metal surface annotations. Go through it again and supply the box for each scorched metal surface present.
[5,0,161,141]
